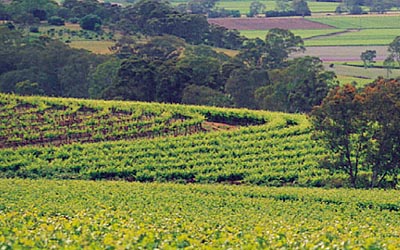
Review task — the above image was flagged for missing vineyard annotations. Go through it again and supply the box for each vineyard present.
[0,93,335,186]
[2,94,400,248]
[1,179,400,249]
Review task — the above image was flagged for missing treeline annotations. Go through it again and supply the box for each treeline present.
[336,0,400,14]
[0,0,244,48]
[0,21,337,113]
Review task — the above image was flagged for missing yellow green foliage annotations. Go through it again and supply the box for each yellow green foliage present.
[1,179,400,249]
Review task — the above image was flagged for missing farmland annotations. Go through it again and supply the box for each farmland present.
[2,179,400,249]
[0,93,332,186]
[2,1,400,248]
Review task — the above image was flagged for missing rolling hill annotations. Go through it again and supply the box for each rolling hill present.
[0,93,337,187]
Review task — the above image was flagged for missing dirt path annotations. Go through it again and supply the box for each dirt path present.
[303,29,359,40]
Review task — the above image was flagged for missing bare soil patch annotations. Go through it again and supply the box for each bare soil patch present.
[208,17,334,30]
[202,121,238,132]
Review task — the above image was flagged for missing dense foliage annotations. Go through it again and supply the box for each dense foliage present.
[310,78,400,188]
[0,20,336,112]
[1,179,400,249]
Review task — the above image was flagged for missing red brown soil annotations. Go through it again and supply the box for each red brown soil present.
[208,17,334,30]
[202,121,238,132]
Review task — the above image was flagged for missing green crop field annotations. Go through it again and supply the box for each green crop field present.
[308,15,400,29]
[0,93,334,186]
[304,28,400,46]
[201,0,339,14]
[241,29,344,40]
[2,179,400,249]
[336,74,375,86]
[2,94,400,248]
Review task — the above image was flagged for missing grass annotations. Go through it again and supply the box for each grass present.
[304,29,400,46]
[325,62,400,80]
[69,40,115,54]
[308,15,400,29]
[213,47,240,57]
[240,29,345,40]
[336,74,374,86]
[214,1,339,14]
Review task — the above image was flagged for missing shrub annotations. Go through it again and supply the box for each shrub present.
[48,16,65,26]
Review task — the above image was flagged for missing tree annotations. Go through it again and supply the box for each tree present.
[48,16,65,26]
[186,0,219,14]
[182,84,232,107]
[103,56,158,101]
[225,68,268,109]
[15,80,44,95]
[370,0,393,13]
[256,56,336,113]
[362,78,400,187]
[360,50,376,68]
[292,0,311,17]
[79,14,102,31]
[388,36,400,67]
[383,55,395,78]
[311,79,400,188]
[88,58,121,99]
[264,28,305,69]
[310,84,369,188]
[236,29,304,69]
[248,1,266,17]
[275,0,290,12]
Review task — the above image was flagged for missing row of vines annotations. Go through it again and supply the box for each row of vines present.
[1,179,400,249]
[0,97,332,186]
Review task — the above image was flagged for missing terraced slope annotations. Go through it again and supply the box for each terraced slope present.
[0,94,332,186]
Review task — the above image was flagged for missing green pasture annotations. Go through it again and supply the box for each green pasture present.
[336,74,374,86]
[304,29,400,46]
[326,63,400,80]
[216,1,339,14]
[308,15,400,29]
[241,29,344,40]
[69,40,115,54]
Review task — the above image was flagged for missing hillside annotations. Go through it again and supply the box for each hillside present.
[0,93,338,187]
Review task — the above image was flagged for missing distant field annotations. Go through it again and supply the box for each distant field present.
[327,63,400,79]
[304,28,400,46]
[241,29,344,39]
[336,75,374,86]
[69,40,115,54]
[208,17,333,30]
[308,15,400,29]
[216,1,339,14]
[294,46,390,62]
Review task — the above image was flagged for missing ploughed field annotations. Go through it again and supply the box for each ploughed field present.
[2,94,400,249]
